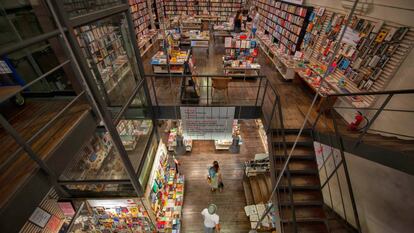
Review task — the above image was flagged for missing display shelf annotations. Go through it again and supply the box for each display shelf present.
[71,199,155,233]
[214,120,242,150]
[296,7,413,107]
[256,31,301,80]
[223,35,261,76]
[129,0,161,57]
[75,24,132,95]
[151,50,190,74]
[117,120,152,151]
[253,0,313,55]
[148,148,184,232]
[163,0,244,19]
[167,126,192,152]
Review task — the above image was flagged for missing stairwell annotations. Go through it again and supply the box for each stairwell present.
[273,128,328,233]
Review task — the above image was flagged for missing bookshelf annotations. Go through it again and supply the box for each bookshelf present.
[75,24,132,97]
[129,0,160,56]
[163,0,244,19]
[63,0,122,17]
[297,7,413,108]
[254,0,312,55]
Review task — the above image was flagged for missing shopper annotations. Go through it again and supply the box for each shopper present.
[201,204,221,233]
[234,10,242,33]
[208,161,223,192]
[251,7,260,38]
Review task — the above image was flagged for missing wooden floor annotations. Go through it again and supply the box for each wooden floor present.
[143,36,319,130]
[169,120,266,233]
[0,99,91,207]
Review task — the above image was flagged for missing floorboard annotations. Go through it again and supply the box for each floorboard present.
[165,120,266,233]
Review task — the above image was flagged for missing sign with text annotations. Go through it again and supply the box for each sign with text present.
[180,107,235,140]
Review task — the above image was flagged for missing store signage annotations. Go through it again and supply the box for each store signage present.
[282,0,304,5]
[28,207,52,228]
[57,201,76,217]
[180,107,235,140]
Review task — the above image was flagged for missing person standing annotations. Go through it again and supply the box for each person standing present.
[208,161,223,192]
[201,204,220,233]
[251,7,260,38]
[234,10,242,33]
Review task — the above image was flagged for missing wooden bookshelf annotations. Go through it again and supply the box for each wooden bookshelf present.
[297,7,413,107]
[163,0,244,19]
[254,0,312,55]
[75,24,131,95]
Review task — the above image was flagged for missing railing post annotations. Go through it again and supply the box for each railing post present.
[330,108,362,233]
[354,94,394,148]
[255,76,263,106]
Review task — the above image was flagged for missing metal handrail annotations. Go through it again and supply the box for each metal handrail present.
[0,60,71,104]
[326,88,414,97]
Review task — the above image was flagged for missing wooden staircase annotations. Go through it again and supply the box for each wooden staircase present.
[273,128,329,233]
[243,173,273,205]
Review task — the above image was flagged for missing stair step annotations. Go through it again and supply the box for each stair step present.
[257,174,270,202]
[273,133,313,143]
[243,179,255,206]
[280,175,321,189]
[275,161,318,174]
[282,222,329,233]
[273,128,313,135]
[280,206,326,221]
[279,190,323,204]
[274,146,315,156]
[249,176,264,204]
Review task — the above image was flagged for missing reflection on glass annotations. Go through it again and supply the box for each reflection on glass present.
[0,1,57,49]
[60,131,129,184]
[139,135,157,187]
[69,198,155,232]
[117,119,153,170]
[74,14,137,106]
[63,0,123,18]
[131,87,147,107]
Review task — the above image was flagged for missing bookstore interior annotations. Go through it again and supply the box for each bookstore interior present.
[1,0,413,233]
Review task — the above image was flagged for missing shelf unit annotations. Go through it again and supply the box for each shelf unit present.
[63,0,122,17]
[129,0,160,56]
[297,7,413,107]
[254,0,312,55]
[75,24,132,96]
[163,0,244,19]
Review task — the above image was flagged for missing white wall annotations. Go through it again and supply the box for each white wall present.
[317,142,414,233]
[304,0,414,137]
[344,152,414,233]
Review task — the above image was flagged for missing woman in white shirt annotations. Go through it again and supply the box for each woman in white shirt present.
[251,7,260,38]
[201,204,221,233]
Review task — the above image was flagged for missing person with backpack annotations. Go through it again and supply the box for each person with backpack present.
[208,161,223,192]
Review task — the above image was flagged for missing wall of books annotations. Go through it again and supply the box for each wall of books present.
[163,0,244,18]
[254,0,313,55]
[129,0,159,56]
[297,7,413,107]
[254,1,413,108]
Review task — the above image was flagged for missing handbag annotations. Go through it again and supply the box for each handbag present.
[207,176,212,184]
[218,181,224,188]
